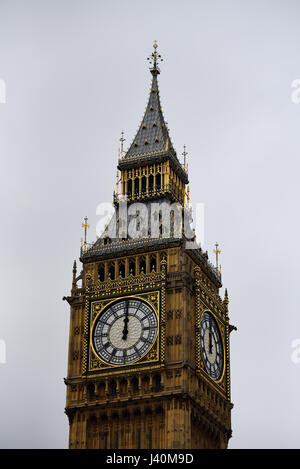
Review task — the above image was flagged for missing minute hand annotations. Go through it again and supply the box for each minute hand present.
[122,301,129,340]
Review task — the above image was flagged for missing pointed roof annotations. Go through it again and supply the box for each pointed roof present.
[118,42,188,183]
[125,70,173,159]
[125,41,171,160]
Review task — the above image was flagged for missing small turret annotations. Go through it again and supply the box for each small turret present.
[72,260,77,293]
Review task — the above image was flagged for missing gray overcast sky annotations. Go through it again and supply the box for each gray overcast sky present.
[0,0,300,449]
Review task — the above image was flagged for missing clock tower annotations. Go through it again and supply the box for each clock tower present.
[64,42,234,449]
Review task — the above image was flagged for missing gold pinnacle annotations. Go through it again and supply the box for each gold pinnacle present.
[213,242,221,269]
[81,216,90,246]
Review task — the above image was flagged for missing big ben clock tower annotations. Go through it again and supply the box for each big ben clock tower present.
[64,42,234,449]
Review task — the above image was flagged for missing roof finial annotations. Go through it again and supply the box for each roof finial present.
[147,40,163,75]
[82,216,90,248]
[182,144,188,172]
[120,131,125,159]
[213,242,221,272]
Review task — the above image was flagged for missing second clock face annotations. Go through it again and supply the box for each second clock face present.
[92,298,158,366]
[200,311,224,381]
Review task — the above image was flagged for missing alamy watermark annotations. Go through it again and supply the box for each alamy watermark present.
[291,338,300,364]
[291,79,300,104]
[0,339,6,364]
[95,200,205,249]
[0,79,6,104]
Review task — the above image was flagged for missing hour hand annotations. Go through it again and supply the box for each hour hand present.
[208,322,213,354]
[209,330,213,354]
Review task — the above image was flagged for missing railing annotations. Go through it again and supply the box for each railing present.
[118,150,188,177]
[81,237,221,283]
[81,236,182,257]
[113,183,184,205]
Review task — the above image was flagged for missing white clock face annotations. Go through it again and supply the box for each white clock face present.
[200,311,224,381]
[92,298,158,365]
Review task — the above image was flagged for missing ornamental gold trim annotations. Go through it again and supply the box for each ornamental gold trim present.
[194,266,227,397]
[199,309,226,386]
[87,291,161,373]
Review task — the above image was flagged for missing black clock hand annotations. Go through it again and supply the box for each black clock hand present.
[122,301,129,340]
[208,321,213,355]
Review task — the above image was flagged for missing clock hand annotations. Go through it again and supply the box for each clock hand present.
[208,321,213,355]
[122,300,129,340]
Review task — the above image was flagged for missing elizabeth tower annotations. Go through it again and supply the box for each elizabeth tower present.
[64,43,234,449]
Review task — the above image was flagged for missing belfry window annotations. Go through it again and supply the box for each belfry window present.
[98,264,105,282]
[149,174,154,192]
[108,263,115,280]
[150,254,157,272]
[127,179,132,196]
[129,259,136,276]
[139,257,146,274]
[141,176,146,194]
[156,173,161,191]
[119,261,125,278]
[134,178,139,196]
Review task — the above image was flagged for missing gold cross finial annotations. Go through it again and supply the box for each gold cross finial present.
[213,242,221,270]
[81,216,90,246]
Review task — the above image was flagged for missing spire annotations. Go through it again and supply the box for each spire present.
[124,41,175,160]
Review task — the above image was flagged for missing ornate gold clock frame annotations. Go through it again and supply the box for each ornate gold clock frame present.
[83,261,167,375]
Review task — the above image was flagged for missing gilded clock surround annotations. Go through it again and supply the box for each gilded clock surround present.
[199,310,226,384]
[88,291,161,371]
[64,43,234,449]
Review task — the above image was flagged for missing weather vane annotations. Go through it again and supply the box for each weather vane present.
[147,40,163,71]
[213,242,221,272]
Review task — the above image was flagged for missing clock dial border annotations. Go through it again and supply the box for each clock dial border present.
[199,310,225,384]
[87,291,161,371]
